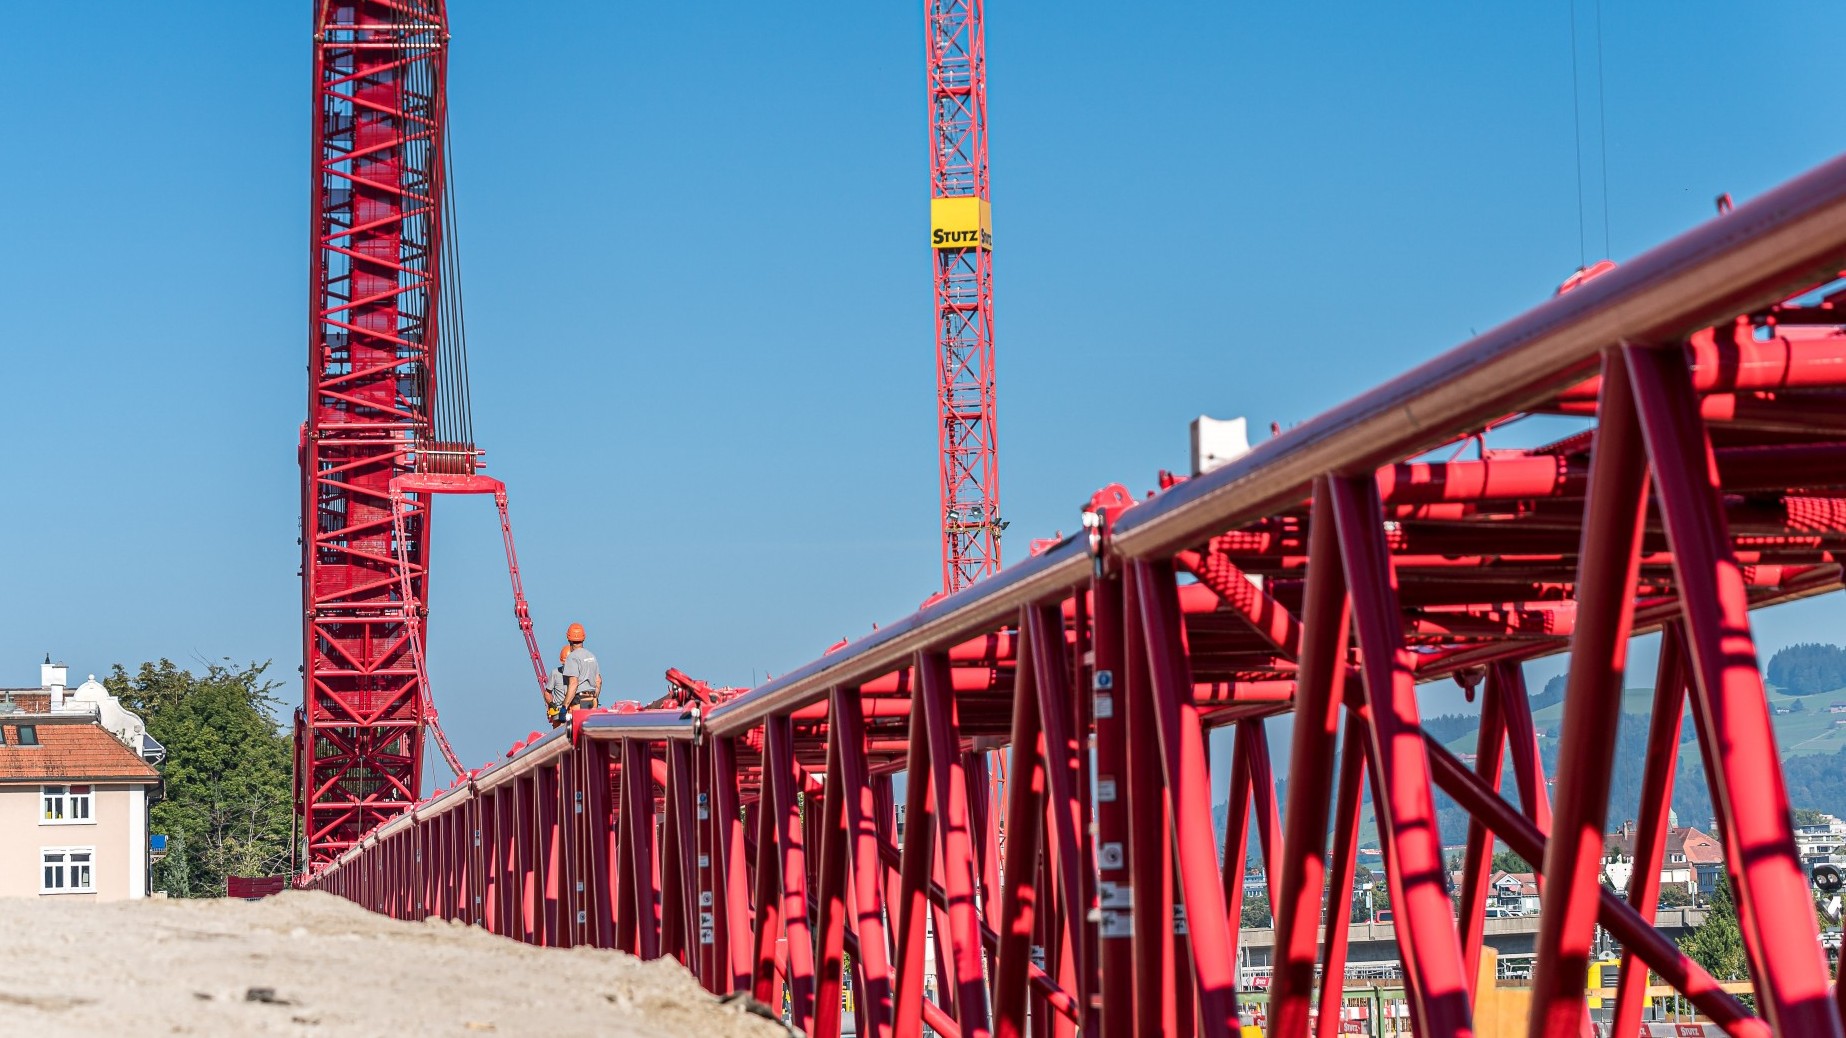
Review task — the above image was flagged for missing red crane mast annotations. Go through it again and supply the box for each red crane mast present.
[298,0,455,863]
[927,0,1002,592]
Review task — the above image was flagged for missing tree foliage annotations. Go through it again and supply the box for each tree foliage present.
[105,659,294,897]
[1678,878,1748,981]
[1241,891,1272,929]
[1350,865,1391,923]
[1492,849,1533,874]
[1766,643,1846,696]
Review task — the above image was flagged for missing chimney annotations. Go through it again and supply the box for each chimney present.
[41,655,68,707]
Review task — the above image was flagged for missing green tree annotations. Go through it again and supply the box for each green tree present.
[1657,884,1695,909]
[1678,878,1748,981]
[1351,865,1391,923]
[1241,891,1272,929]
[1492,849,1533,874]
[106,659,294,897]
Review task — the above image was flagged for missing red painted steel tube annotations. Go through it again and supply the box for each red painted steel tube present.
[1423,734,1769,1038]
[710,738,750,991]
[1267,484,1350,1038]
[585,740,616,950]
[1328,475,1473,1038]
[869,837,1084,1024]
[829,690,894,1038]
[1219,723,1253,970]
[658,760,686,960]
[1087,566,1134,1038]
[1178,549,1303,658]
[1025,603,1088,1014]
[1627,342,1842,1038]
[749,798,784,1009]
[1244,720,1281,898]
[1133,558,1245,1038]
[1122,567,1178,1038]
[811,708,851,1038]
[891,691,935,1038]
[1497,664,1554,834]
[918,651,993,1038]
[767,717,818,1033]
[621,740,661,960]
[1530,350,1652,1038]
[991,628,1046,1038]
[1457,673,1507,994]
[1611,626,1691,1038]
[1315,721,1368,1038]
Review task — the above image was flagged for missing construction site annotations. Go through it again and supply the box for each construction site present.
[14,1,1846,1037]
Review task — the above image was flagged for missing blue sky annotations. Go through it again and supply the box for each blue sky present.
[4,2,1845,774]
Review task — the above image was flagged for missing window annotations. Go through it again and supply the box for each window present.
[41,785,93,824]
[15,725,37,746]
[41,848,94,894]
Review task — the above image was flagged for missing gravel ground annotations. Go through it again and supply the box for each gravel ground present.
[0,890,790,1037]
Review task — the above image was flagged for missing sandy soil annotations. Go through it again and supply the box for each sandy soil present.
[0,890,791,1037]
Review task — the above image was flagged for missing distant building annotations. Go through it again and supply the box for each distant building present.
[1794,813,1846,864]
[0,659,163,900]
[1486,871,1540,916]
[1604,819,1725,898]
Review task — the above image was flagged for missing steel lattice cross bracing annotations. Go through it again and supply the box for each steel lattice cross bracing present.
[303,148,1846,1038]
[929,0,1001,593]
[298,0,453,864]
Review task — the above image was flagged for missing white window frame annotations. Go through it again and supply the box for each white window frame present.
[40,784,95,825]
[40,847,95,894]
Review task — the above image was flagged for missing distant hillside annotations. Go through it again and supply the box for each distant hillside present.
[1214,646,1846,859]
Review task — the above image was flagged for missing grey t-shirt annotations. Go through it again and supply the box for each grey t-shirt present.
[546,666,567,708]
[562,647,601,702]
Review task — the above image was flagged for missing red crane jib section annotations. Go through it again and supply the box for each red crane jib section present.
[306,150,1846,1038]
[930,0,1001,593]
[299,1,451,864]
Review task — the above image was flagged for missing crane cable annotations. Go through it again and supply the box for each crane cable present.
[1567,0,1614,267]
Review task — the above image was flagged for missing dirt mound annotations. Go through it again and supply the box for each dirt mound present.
[0,890,790,1037]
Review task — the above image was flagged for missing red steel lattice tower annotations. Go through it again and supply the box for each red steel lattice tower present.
[299,0,452,863]
[927,0,1002,592]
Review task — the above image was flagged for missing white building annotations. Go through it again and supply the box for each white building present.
[0,659,163,900]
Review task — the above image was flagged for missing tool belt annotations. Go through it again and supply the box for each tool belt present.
[549,691,599,728]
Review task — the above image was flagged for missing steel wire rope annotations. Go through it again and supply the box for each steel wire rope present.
[1594,0,1612,258]
[1567,0,1588,268]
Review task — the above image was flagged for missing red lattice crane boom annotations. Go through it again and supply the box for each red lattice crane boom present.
[927,0,1002,592]
[298,0,455,864]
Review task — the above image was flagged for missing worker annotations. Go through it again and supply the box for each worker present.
[544,646,570,727]
[561,622,602,720]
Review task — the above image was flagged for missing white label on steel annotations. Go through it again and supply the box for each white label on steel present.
[700,927,715,945]
[697,854,710,868]
[1094,693,1114,719]
[1097,777,1118,803]
[1173,905,1188,935]
[1094,670,1115,691]
[1100,910,1133,938]
[1099,842,1125,869]
[699,891,714,907]
[1098,881,1131,909]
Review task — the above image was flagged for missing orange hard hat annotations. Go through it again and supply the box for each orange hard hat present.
[558,645,570,664]
[567,622,586,643]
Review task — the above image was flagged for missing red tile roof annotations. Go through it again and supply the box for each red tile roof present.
[0,717,159,783]
[1607,824,1725,865]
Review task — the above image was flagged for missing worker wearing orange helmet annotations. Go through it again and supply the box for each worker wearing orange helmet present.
[560,622,602,721]
[544,645,571,727]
